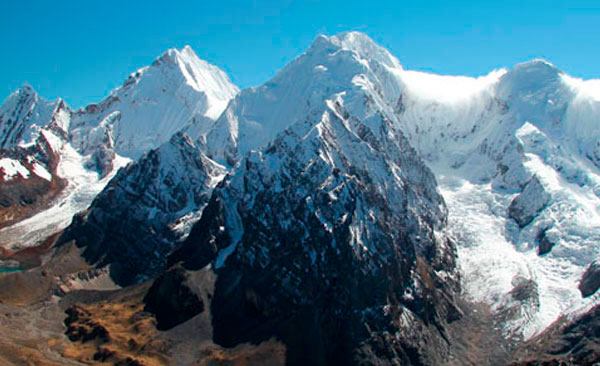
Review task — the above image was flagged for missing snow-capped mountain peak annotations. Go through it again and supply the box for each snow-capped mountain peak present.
[0,46,239,250]
[152,45,239,119]
[496,59,570,125]
[3,31,600,363]
[69,45,239,159]
[392,53,600,338]
[205,31,404,166]
[0,84,65,149]
[326,31,402,69]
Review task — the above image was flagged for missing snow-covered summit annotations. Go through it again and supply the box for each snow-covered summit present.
[152,45,239,119]
[2,30,599,348]
[390,51,600,338]
[205,31,404,165]
[496,59,570,129]
[202,31,600,341]
[0,46,239,249]
[311,31,402,69]
[0,84,68,149]
[70,45,239,159]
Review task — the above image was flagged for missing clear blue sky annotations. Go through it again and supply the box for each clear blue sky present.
[1,0,599,108]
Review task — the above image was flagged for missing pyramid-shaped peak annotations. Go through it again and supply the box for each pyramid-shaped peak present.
[150,45,215,73]
[8,83,39,101]
[311,31,401,69]
[162,45,200,62]
[154,46,195,66]
[1,83,40,111]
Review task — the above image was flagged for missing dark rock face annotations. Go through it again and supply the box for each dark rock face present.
[579,260,600,298]
[0,132,66,228]
[172,99,460,365]
[536,228,556,256]
[58,132,225,285]
[143,267,204,331]
[508,175,551,228]
[86,119,117,178]
[510,304,600,366]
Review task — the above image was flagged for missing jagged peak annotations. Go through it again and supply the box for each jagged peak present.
[153,45,221,75]
[149,45,211,78]
[150,45,238,105]
[54,97,69,111]
[310,31,401,69]
[9,84,68,111]
[154,46,185,66]
[7,82,39,101]
[1,83,41,112]
[157,45,197,63]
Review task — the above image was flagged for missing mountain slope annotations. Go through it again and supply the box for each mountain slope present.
[394,58,600,339]
[0,47,238,251]
[0,84,69,150]
[59,132,226,285]
[170,71,460,365]
[69,46,239,160]
[204,31,600,341]
[204,32,403,166]
[0,30,599,365]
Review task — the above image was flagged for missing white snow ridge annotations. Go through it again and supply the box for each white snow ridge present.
[396,58,600,339]
[0,46,238,250]
[201,32,600,338]
[0,31,599,344]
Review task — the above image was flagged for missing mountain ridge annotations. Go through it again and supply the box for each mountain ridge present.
[0,46,238,251]
[0,31,599,365]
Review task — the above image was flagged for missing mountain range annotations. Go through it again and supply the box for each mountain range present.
[0,31,599,365]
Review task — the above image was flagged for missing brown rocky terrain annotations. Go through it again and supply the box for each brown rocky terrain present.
[509,305,600,366]
[6,235,598,366]
[62,287,171,366]
[0,134,66,230]
[0,243,288,366]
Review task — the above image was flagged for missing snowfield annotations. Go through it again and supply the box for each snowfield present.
[0,31,599,341]
[201,32,600,339]
[0,46,238,250]
[0,130,130,250]
[396,59,600,339]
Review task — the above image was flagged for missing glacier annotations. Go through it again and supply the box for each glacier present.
[202,31,600,339]
[0,31,599,344]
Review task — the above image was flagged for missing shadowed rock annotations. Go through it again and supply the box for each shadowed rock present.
[579,260,600,298]
[143,267,204,331]
[508,175,551,228]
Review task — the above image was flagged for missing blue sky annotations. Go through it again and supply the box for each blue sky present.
[1,0,599,108]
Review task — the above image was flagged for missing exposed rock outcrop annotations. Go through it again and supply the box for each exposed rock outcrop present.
[579,259,600,298]
[536,228,556,256]
[58,132,225,285]
[510,304,600,365]
[508,175,551,228]
[172,86,460,365]
[143,267,204,331]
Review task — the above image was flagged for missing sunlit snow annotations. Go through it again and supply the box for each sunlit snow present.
[0,158,29,180]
